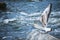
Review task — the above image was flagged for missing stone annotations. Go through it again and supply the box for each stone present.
[0,2,6,11]
[26,29,60,40]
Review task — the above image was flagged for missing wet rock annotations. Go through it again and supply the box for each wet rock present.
[0,2,6,11]
[27,29,60,40]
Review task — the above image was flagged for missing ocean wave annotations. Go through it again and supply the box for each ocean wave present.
[0,11,60,24]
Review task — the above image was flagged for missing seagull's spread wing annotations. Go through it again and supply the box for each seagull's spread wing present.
[40,4,52,27]
[33,4,52,32]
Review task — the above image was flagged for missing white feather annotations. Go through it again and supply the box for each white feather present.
[34,4,52,32]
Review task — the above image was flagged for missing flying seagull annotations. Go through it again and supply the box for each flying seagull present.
[34,4,52,32]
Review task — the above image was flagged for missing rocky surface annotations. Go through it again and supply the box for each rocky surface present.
[26,29,60,40]
[0,2,6,11]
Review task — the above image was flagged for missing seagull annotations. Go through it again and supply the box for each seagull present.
[33,4,52,32]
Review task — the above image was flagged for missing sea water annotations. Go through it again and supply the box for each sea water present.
[0,1,60,40]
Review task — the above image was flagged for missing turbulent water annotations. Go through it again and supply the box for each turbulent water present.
[0,1,60,40]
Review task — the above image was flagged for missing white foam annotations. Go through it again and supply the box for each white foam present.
[20,12,28,16]
[55,29,60,32]
[3,18,16,24]
[2,36,7,39]
[28,12,41,16]
[20,12,41,16]
[2,36,12,39]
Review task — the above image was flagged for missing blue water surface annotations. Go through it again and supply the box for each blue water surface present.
[0,0,60,40]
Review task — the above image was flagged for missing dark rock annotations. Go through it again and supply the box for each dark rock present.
[0,2,6,11]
